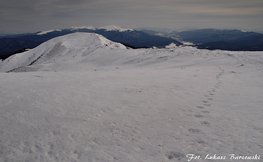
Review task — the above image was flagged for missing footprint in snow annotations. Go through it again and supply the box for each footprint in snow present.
[165,152,185,161]
[194,114,203,118]
[196,106,204,109]
[200,121,210,126]
[188,128,200,133]
[202,111,210,113]
[197,140,207,145]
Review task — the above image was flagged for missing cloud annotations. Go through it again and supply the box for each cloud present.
[0,0,262,33]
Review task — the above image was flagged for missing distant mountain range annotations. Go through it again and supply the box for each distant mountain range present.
[1,26,263,60]
[143,28,263,51]
[0,26,181,60]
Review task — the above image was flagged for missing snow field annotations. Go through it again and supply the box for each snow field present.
[0,33,263,161]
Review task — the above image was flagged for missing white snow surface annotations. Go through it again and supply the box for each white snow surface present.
[0,33,263,162]
[36,29,62,35]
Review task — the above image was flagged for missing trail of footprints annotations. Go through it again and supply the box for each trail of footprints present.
[181,80,222,160]
[192,86,219,128]
[191,82,222,129]
[164,78,221,162]
[189,67,224,133]
[164,67,225,161]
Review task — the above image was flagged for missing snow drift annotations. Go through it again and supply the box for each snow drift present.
[0,32,263,162]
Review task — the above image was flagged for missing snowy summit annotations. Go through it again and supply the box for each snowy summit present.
[0,32,263,161]
[36,29,62,35]
[0,32,126,72]
[98,25,134,32]
[35,25,133,36]
[70,26,96,30]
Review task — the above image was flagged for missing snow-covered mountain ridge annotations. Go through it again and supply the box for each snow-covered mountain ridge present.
[0,33,126,72]
[37,25,133,35]
[1,32,263,73]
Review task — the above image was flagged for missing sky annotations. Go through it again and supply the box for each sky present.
[0,0,263,34]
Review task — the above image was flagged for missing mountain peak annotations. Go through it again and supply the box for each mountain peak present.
[36,29,62,35]
[36,25,134,34]
[98,25,134,32]
[70,26,96,30]
[0,32,126,72]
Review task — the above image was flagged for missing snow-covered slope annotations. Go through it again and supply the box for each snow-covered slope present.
[0,33,263,162]
[0,32,126,72]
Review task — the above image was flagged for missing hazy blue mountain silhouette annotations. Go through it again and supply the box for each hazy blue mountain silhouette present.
[1,28,263,60]
[0,28,181,60]
[175,29,263,51]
